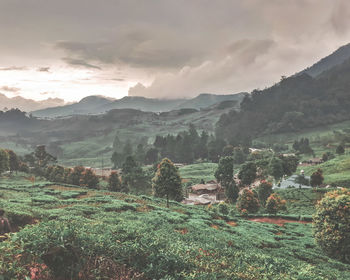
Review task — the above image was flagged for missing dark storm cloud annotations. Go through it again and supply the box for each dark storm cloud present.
[62,57,102,70]
[55,35,202,69]
[1,0,350,99]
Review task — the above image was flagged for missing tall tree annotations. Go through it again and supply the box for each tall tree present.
[122,140,133,159]
[135,144,146,164]
[198,131,209,159]
[152,158,183,207]
[34,145,56,168]
[215,156,238,203]
[145,148,158,165]
[238,162,257,186]
[68,166,85,186]
[112,135,122,151]
[108,171,122,192]
[81,168,99,189]
[7,150,19,174]
[215,156,234,186]
[121,156,148,193]
[310,169,324,188]
[268,157,284,182]
[0,149,9,174]
[336,144,345,155]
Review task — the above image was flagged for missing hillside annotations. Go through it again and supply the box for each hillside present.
[31,93,245,118]
[175,93,246,110]
[1,174,349,279]
[0,103,239,166]
[216,57,350,144]
[300,43,350,77]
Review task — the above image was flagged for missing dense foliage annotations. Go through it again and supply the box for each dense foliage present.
[216,64,350,144]
[236,188,260,214]
[256,181,273,206]
[313,188,350,264]
[152,158,183,206]
[0,175,350,279]
[266,193,287,214]
[310,169,324,187]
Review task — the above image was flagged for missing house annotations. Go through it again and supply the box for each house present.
[183,181,224,205]
[191,183,220,195]
[300,158,323,166]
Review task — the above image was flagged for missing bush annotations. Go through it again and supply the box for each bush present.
[265,193,286,214]
[218,202,229,215]
[256,180,273,206]
[310,169,324,187]
[313,188,350,263]
[236,188,260,214]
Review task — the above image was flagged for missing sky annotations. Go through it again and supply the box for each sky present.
[1,0,350,103]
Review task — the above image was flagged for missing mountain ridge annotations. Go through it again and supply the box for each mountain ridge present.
[31,93,246,118]
[0,93,66,112]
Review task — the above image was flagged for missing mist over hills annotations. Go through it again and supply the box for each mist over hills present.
[1,42,350,165]
[31,93,246,118]
[0,93,66,112]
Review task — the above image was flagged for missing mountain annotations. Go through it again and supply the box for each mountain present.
[31,93,245,118]
[102,96,186,112]
[176,93,246,110]
[299,43,350,77]
[216,57,350,144]
[0,93,66,112]
[32,95,114,118]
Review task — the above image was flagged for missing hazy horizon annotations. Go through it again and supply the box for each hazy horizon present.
[1,0,350,102]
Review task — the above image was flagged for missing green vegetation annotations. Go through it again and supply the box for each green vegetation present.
[152,158,183,207]
[1,174,350,279]
[179,162,217,185]
[300,154,350,187]
[313,188,350,264]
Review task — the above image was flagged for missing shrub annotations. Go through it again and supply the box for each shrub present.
[218,202,229,215]
[80,168,99,189]
[256,180,273,206]
[236,188,260,214]
[108,171,122,192]
[313,188,350,263]
[336,144,345,155]
[265,193,287,214]
[310,169,324,187]
[225,181,239,203]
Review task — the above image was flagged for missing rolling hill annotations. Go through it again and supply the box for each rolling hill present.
[31,93,246,118]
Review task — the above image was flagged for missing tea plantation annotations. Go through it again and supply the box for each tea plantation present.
[1,174,350,279]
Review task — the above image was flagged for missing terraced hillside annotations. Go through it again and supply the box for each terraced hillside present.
[1,174,349,279]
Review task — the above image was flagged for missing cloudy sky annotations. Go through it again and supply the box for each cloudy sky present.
[1,0,350,102]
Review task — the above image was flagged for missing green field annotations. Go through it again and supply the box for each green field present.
[179,162,218,185]
[1,174,349,279]
[298,153,350,187]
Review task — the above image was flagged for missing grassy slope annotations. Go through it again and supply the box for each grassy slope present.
[298,153,350,186]
[258,120,350,186]
[0,174,349,279]
[179,163,218,185]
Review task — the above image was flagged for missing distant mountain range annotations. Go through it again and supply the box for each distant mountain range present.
[0,93,66,112]
[31,93,246,118]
